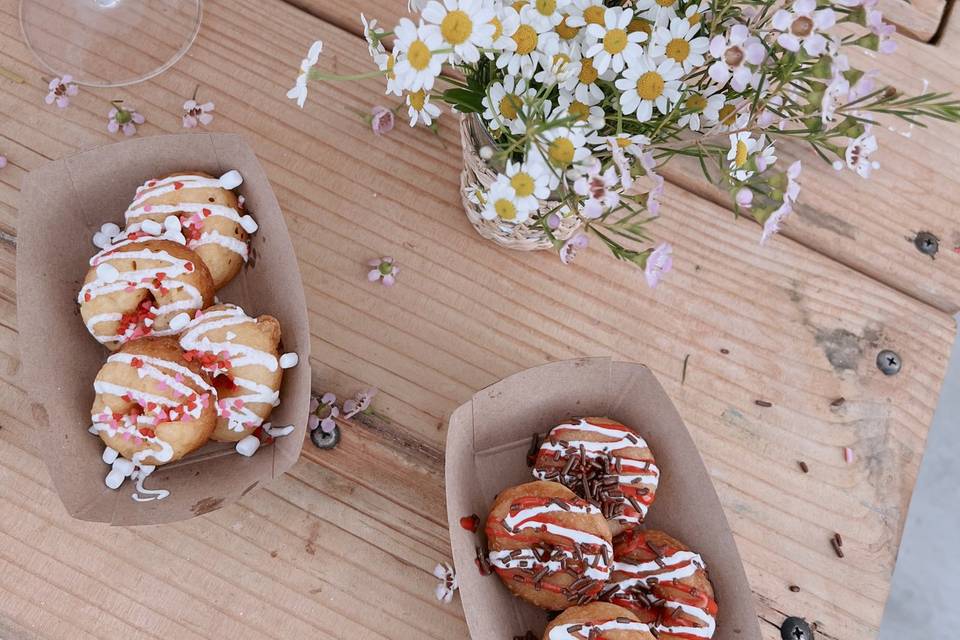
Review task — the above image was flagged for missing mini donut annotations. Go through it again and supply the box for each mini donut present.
[124,171,256,289]
[178,303,283,442]
[543,602,656,640]
[485,480,613,610]
[90,337,217,467]
[603,529,718,640]
[79,237,215,350]
[532,418,659,535]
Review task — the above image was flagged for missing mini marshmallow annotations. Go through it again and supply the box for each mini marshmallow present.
[235,435,261,457]
[239,215,259,234]
[112,457,135,477]
[96,263,120,283]
[219,170,243,190]
[168,312,191,332]
[101,447,119,464]
[264,424,295,437]
[105,469,125,490]
[141,219,163,235]
[92,231,110,249]
[279,353,299,369]
[164,215,182,233]
[100,222,121,237]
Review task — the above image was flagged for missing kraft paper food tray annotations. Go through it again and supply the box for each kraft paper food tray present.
[16,133,311,526]
[445,357,761,640]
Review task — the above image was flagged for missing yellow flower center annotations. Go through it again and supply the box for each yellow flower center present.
[548,137,576,167]
[568,100,590,121]
[688,11,702,25]
[535,0,557,16]
[616,137,633,149]
[665,38,690,62]
[718,103,736,125]
[603,28,628,54]
[734,139,749,167]
[511,172,536,197]
[490,17,503,40]
[583,6,605,25]
[407,41,432,71]
[685,94,707,111]
[512,24,538,55]
[556,16,579,39]
[656,0,674,7]
[512,1,527,10]
[495,198,518,220]
[441,10,474,45]
[628,17,652,36]
[578,58,599,84]
[408,90,426,111]
[385,53,396,79]
[636,71,665,101]
[551,52,571,72]
[499,93,522,119]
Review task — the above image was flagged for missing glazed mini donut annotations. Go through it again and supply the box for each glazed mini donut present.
[532,417,659,534]
[124,171,257,289]
[90,337,217,470]
[603,529,718,640]
[485,480,613,610]
[178,303,284,442]
[78,237,215,350]
[543,602,656,640]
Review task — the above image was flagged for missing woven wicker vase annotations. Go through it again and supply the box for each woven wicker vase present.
[459,114,581,251]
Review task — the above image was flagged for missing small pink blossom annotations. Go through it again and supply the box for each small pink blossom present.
[368,256,399,285]
[761,200,793,245]
[735,188,753,210]
[371,105,395,135]
[107,102,145,136]
[433,562,458,603]
[785,160,802,203]
[45,75,78,108]
[343,388,377,418]
[866,7,897,55]
[309,392,340,433]
[573,160,619,219]
[771,0,836,56]
[560,232,589,265]
[708,26,765,92]
[645,243,673,288]
[0,155,6,169]
[182,99,215,128]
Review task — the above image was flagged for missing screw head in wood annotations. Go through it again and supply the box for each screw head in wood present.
[876,350,902,376]
[310,424,341,449]
[914,231,939,257]
[780,617,814,640]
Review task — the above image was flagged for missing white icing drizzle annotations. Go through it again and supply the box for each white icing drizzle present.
[549,619,652,639]
[91,351,214,501]
[487,499,613,584]
[610,548,716,639]
[125,174,251,263]
[79,238,204,345]
[179,306,280,432]
[533,418,660,524]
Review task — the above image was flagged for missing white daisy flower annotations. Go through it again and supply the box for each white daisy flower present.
[678,88,724,131]
[407,90,442,126]
[505,159,551,211]
[525,0,566,30]
[771,0,836,56]
[632,0,680,23]
[682,1,711,27]
[554,3,586,41]
[393,19,445,92]
[565,0,608,29]
[648,18,709,72]
[496,6,560,76]
[487,6,520,57]
[534,41,580,84]
[616,57,683,122]
[421,0,496,64]
[286,40,323,109]
[582,6,647,75]
[361,13,385,56]
[532,124,592,188]
[728,128,761,181]
[482,174,532,223]
[558,87,605,131]
[708,25,765,92]
[374,51,403,96]
[482,75,537,134]
[560,55,613,105]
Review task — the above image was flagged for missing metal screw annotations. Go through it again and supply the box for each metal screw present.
[310,424,341,449]
[876,350,902,376]
[914,231,939,257]
[780,617,814,640]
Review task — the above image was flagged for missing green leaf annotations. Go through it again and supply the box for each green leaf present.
[442,88,484,114]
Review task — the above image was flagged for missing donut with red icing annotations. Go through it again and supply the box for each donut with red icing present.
[543,602,656,640]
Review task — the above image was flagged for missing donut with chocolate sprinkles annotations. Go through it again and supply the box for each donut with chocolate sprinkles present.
[542,602,656,639]
[485,481,613,610]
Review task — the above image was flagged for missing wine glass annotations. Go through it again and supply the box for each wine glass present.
[19,0,202,88]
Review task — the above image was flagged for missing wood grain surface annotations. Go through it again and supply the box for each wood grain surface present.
[0,0,956,639]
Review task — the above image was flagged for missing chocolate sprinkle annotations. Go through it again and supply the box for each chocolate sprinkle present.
[831,537,845,558]
[798,460,809,473]
[755,399,773,408]
[789,585,801,593]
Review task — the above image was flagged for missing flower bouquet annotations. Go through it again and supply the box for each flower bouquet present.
[289,0,960,286]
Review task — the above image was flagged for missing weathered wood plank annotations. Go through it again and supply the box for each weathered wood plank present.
[0,1,954,639]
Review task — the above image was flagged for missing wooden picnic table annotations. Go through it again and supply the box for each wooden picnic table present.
[0,1,957,638]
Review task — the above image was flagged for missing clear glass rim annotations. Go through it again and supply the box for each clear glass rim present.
[18,0,203,88]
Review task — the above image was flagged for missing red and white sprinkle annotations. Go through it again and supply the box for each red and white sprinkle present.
[843,447,855,464]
